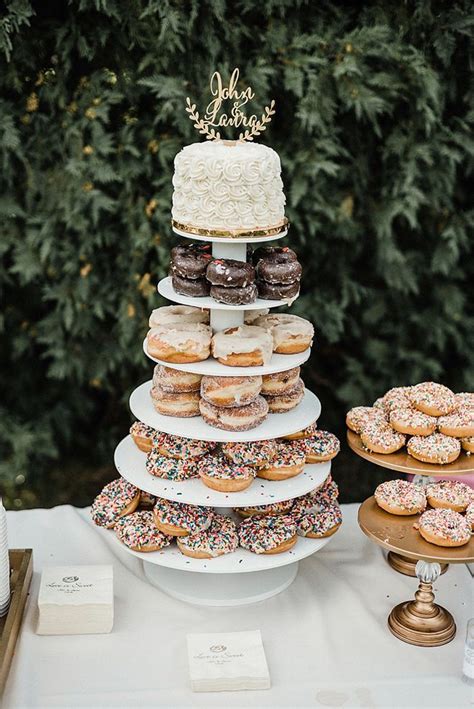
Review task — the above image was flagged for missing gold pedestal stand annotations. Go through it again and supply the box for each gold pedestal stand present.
[358,497,474,647]
[387,552,448,577]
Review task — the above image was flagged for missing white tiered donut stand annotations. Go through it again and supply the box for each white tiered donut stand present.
[113,223,337,606]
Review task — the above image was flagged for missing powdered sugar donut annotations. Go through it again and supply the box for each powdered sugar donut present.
[153,499,213,537]
[238,514,297,554]
[198,453,256,492]
[115,510,172,552]
[346,406,386,434]
[409,382,457,416]
[261,367,301,395]
[426,481,474,513]
[389,407,437,436]
[222,439,277,468]
[199,396,268,432]
[147,322,211,363]
[296,503,342,538]
[155,432,217,460]
[145,449,199,481]
[150,383,200,417]
[382,387,413,413]
[257,442,306,480]
[360,422,406,454]
[455,392,474,410]
[177,513,238,559]
[148,304,209,327]
[152,364,202,393]
[417,508,471,547]
[211,325,273,367]
[200,375,262,408]
[461,436,474,453]
[129,421,156,453]
[282,422,318,441]
[253,313,314,354]
[304,430,340,463]
[437,410,474,438]
[91,478,140,528]
[263,378,304,413]
[374,479,427,516]
[407,433,461,464]
[465,502,474,530]
[235,500,294,518]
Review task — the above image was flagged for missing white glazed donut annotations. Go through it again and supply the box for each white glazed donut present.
[147,322,211,363]
[148,304,209,327]
[211,325,273,366]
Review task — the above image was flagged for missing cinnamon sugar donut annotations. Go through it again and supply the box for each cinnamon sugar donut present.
[304,430,340,463]
[177,513,238,559]
[152,364,202,393]
[115,510,173,552]
[346,406,387,434]
[199,396,268,432]
[147,323,211,363]
[417,508,471,547]
[461,436,474,453]
[407,433,461,464]
[198,453,256,492]
[261,367,301,395]
[389,407,437,436]
[263,378,304,413]
[409,382,457,416]
[150,383,200,417]
[426,481,474,513]
[374,479,427,516]
[455,392,474,410]
[437,410,474,438]
[296,503,342,538]
[257,442,306,480]
[211,325,273,367]
[145,449,199,481]
[465,502,474,530]
[154,432,216,460]
[153,499,213,537]
[282,422,318,440]
[235,500,294,518]
[360,421,406,454]
[253,314,314,354]
[148,305,209,327]
[222,439,278,468]
[238,513,297,554]
[91,478,140,528]
[129,421,156,453]
[200,375,262,408]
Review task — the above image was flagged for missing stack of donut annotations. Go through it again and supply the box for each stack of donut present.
[374,478,473,547]
[170,243,212,296]
[147,305,212,364]
[199,374,268,431]
[206,258,257,305]
[252,246,302,301]
[150,364,202,418]
[346,382,474,464]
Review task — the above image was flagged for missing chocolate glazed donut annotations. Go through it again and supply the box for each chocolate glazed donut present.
[257,280,300,300]
[206,259,255,288]
[251,246,298,266]
[256,255,302,284]
[170,243,212,279]
[171,273,210,297]
[210,283,257,305]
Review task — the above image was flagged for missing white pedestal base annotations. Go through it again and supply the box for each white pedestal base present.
[143,560,299,606]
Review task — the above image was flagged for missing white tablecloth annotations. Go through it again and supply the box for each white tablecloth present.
[4,504,473,708]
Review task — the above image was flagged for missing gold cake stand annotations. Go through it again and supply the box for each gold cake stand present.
[348,430,474,576]
[359,497,474,647]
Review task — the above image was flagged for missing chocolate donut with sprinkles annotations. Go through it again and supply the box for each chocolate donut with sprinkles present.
[198,453,257,492]
[91,478,140,529]
[115,510,173,552]
[296,503,342,538]
[426,481,474,513]
[177,513,238,559]
[417,508,471,548]
[238,514,297,554]
[145,449,199,481]
[153,499,213,537]
[374,479,427,516]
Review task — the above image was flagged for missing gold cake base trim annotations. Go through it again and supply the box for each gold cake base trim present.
[171,218,289,239]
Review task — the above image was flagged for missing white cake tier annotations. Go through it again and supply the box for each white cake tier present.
[129,380,321,442]
[158,276,295,311]
[115,435,331,508]
[143,339,311,377]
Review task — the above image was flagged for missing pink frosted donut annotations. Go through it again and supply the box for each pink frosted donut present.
[346,406,386,433]
[374,479,427,516]
[177,513,238,559]
[465,502,474,530]
[222,439,277,468]
[238,514,297,554]
[417,508,471,547]
[115,510,173,552]
[437,410,474,438]
[407,433,461,465]
[360,422,406,455]
[296,503,342,538]
[409,382,456,416]
[426,481,474,513]
[91,478,140,528]
[304,430,340,462]
[235,500,294,517]
[145,449,199,481]
[389,407,437,436]
[155,432,217,460]
[153,499,213,536]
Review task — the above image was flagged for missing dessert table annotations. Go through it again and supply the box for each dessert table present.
[3,504,472,708]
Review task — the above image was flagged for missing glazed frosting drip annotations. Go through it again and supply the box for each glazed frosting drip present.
[153,498,213,534]
[115,510,172,550]
[222,439,278,467]
[238,513,296,553]
[129,421,157,441]
[374,479,427,512]
[409,382,456,414]
[426,481,474,508]
[296,503,342,537]
[91,478,138,528]
[211,325,273,363]
[253,313,314,349]
[148,305,209,327]
[199,453,256,480]
[172,141,286,230]
[237,500,294,516]
[346,406,387,433]
[147,323,212,352]
[407,433,461,463]
[178,513,238,557]
[417,508,471,544]
[155,432,217,459]
[305,430,340,458]
[145,449,199,481]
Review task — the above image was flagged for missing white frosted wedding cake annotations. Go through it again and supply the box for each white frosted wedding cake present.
[171,141,286,232]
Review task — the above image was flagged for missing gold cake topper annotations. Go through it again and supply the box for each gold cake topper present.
[185,68,275,142]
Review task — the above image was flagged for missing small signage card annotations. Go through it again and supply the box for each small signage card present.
[187,630,271,692]
[37,565,113,635]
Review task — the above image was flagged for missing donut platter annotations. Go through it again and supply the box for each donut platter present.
[129,380,321,442]
[115,435,331,507]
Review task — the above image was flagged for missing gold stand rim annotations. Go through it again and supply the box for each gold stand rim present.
[171,218,289,239]
[387,551,448,577]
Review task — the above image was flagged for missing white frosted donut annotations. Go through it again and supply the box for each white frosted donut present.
[148,304,209,327]
[222,439,278,467]
[346,406,387,433]
[177,514,238,559]
[150,383,200,417]
[256,442,306,480]
[91,478,140,528]
[129,421,156,452]
[417,508,471,547]
[465,502,474,530]
[261,366,301,395]
[152,364,202,393]
[235,500,294,517]
[238,513,297,554]
[389,407,437,436]
[115,511,172,552]
[409,382,457,416]
[153,498,213,537]
[244,308,269,324]
[455,392,474,410]
[461,436,474,453]
[146,322,211,363]
[198,454,256,492]
[360,421,406,454]
[253,313,314,354]
[154,432,217,460]
[199,396,268,432]
[426,481,474,512]
[374,479,427,516]
[211,325,273,366]
[437,410,474,438]
[407,433,461,464]
[304,430,340,462]
[296,503,342,538]
[382,387,413,413]
[200,375,262,408]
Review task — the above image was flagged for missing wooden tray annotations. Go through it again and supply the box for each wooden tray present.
[0,550,33,695]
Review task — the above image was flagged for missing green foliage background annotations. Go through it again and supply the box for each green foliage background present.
[1,1,473,509]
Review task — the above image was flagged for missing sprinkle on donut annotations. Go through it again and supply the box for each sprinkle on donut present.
[222,439,278,467]
[346,406,386,434]
[177,513,238,558]
[91,478,140,528]
[304,430,340,462]
[145,449,199,481]
[115,510,173,552]
[238,514,297,554]
[374,479,427,515]
[409,382,457,416]
[236,500,295,517]
[382,387,413,413]
[153,498,213,535]
[417,508,471,547]
[360,422,406,454]
[389,407,437,436]
[199,453,256,481]
[296,503,342,538]
[155,432,217,460]
[426,481,474,512]
[437,410,474,438]
[407,433,461,465]
[465,502,474,530]
[455,392,474,410]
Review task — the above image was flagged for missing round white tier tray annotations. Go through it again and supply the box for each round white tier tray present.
[157,276,294,311]
[115,435,331,507]
[143,339,311,377]
[172,225,288,244]
[129,380,321,442]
